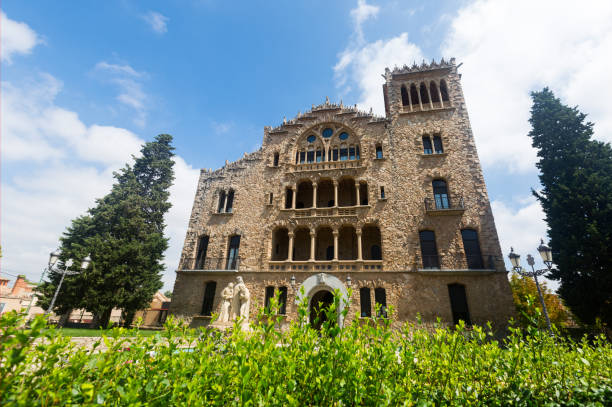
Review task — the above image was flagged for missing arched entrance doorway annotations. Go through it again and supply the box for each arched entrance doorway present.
[309,290,334,330]
[296,273,349,328]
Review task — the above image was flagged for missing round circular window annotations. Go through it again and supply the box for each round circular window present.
[339,132,349,140]
[322,128,333,138]
[307,135,316,143]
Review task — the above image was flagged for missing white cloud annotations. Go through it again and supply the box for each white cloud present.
[442,0,612,172]
[334,1,424,114]
[334,33,425,114]
[1,73,199,290]
[0,11,39,63]
[95,61,142,77]
[94,61,148,127]
[350,0,380,43]
[142,11,169,34]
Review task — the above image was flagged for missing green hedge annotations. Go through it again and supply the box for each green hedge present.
[1,294,611,406]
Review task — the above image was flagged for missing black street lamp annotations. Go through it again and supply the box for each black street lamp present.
[45,250,91,316]
[508,240,554,333]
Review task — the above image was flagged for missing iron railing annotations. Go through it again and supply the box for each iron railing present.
[424,194,465,212]
[194,257,241,271]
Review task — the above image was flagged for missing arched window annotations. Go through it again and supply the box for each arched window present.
[225,189,234,213]
[363,225,382,260]
[316,149,323,162]
[430,81,440,104]
[359,182,368,205]
[271,228,289,260]
[360,287,371,317]
[375,144,383,159]
[461,229,484,269]
[349,145,356,160]
[419,230,439,268]
[433,135,444,154]
[432,180,449,209]
[285,188,293,209]
[375,287,387,318]
[332,146,339,161]
[226,235,241,270]
[448,283,471,325]
[194,235,209,269]
[410,84,419,108]
[340,143,348,161]
[278,286,288,314]
[422,136,433,154]
[307,146,315,163]
[401,85,409,106]
[217,191,226,213]
[273,152,279,167]
[371,245,382,260]
[315,227,334,261]
[419,82,430,104]
[356,145,361,160]
[264,286,275,311]
[201,281,217,316]
[299,150,306,163]
[440,80,449,102]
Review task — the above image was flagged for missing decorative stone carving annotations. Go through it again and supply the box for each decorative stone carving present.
[219,283,234,323]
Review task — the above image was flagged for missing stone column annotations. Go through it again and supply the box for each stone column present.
[355,181,360,206]
[291,185,297,209]
[356,228,363,261]
[417,85,423,110]
[438,82,444,108]
[288,231,294,261]
[407,83,413,112]
[427,86,434,109]
[312,182,317,208]
[333,180,339,207]
[309,229,316,261]
[333,229,339,261]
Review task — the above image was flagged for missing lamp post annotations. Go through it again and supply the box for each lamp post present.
[25,249,61,317]
[508,240,553,333]
[45,251,91,316]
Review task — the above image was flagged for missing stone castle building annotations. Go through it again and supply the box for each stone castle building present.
[170,59,515,330]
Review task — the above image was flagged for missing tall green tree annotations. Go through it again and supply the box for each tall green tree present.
[528,89,612,326]
[40,134,175,327]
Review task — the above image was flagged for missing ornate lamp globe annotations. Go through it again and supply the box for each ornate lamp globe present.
[81,255,92,270]
[508,247,521,269]
[537,239,553,266]
[49,249,61,267]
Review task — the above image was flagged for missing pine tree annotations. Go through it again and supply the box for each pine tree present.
[41,135,175,327]
[528,89,612,326]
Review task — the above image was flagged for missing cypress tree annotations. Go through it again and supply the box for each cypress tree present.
[41,134,175,328]
[528,88,612,326]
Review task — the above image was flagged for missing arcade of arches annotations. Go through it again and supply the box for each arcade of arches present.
[285,177,369,209]
[271,224,382,262]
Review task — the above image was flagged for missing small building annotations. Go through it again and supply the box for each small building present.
[0,275,45,318]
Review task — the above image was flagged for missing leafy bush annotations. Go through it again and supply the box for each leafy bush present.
[1,292,611,406]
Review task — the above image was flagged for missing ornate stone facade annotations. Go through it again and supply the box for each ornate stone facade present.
[170,59,515,331]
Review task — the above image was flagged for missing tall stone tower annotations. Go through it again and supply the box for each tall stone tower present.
[170,59,515,330]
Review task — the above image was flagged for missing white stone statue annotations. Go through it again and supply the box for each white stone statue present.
[219,282,234,323]
[232,276,251,326]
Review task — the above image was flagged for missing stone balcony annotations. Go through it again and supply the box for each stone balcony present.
[280,205,370,219]
[289,160,365,173]
[268,259,383,272]
[424,195,465,216]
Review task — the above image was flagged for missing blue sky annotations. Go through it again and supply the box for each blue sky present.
[2,0,612,291]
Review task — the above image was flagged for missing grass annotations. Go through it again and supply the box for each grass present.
[55,327,161,337]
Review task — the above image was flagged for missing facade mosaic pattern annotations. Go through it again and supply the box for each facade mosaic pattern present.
[170,59,515,330]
